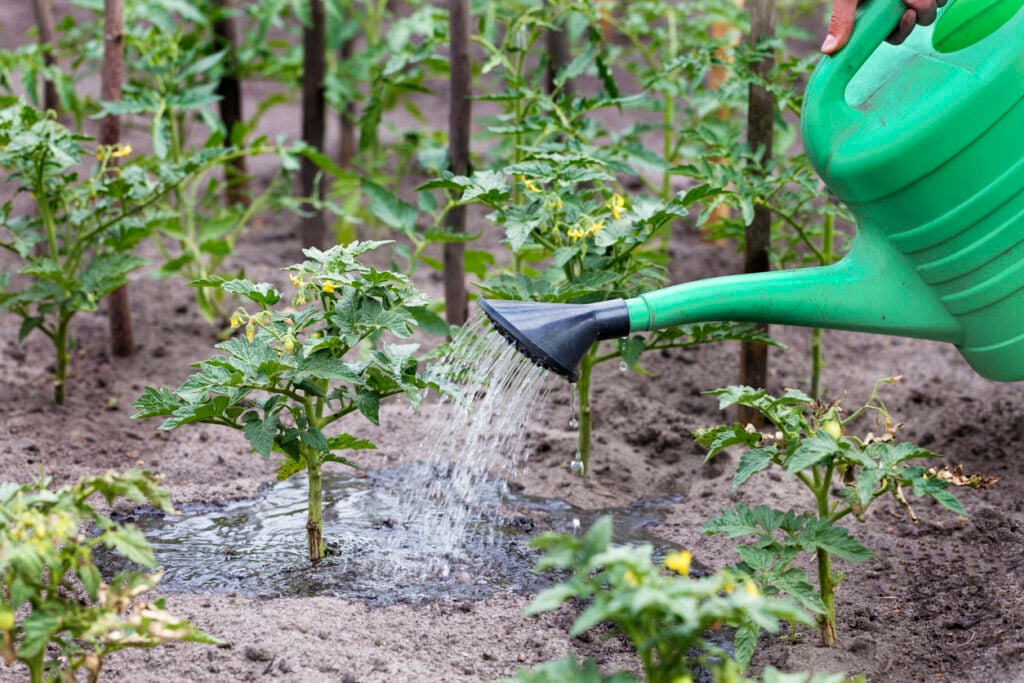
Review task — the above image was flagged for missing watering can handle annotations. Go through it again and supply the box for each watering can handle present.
[811,0,909,108]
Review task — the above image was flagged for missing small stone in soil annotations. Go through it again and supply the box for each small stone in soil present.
[244,644,273,662]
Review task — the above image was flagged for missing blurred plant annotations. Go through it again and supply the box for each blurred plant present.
[696,377,1001,646]
[0,101,188,403]
[133,240,451,561]
[0,470,219,683]
[504,515,866,682]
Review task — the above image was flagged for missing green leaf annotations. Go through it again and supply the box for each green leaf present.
[131,386,181,419]
[785,431,844,473]
[797,518,874,562]
[276,457,305,481]
[462,169,508,202]
[242,412,280,458]
[219,280,282,307]
[326,434,377,451]
[733,447,775,490]
[524,583,578,616]
[911,476,967,517]
[693,423,762,460]
[103,523,157,568]
[354,391,380,424]
[774,569,828,615]
[734,620,760,669]
[362,178,418,235]
[17,611,60,659]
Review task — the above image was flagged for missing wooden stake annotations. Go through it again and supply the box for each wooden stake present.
[300,0,327,250]
[338,35,357,168]
[102,0,133,358]
[443,0,471,327]
[31,0,60,113]
[212,0,250,206]
[738,0,775,427]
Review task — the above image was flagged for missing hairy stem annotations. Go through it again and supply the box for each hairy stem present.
[305,455,325,562]
[54,314,70,405]
[815,469,838,646]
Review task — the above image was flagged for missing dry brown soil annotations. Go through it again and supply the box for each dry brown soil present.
[2,3,1024,682]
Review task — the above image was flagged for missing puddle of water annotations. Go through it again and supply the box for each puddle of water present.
[103,463,683,605]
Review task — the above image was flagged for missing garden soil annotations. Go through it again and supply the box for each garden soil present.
[3,4,1024,682]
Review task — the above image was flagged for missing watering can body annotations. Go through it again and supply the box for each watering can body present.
[798,0,1024,381]
[480,0,1024,383]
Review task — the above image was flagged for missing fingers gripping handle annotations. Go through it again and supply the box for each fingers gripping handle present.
[810,0,909,109]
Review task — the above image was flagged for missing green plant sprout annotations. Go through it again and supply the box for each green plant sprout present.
[505,515,865,683]
[0,470,219,683]
[133,241,450,562]
[696,377,1001,647]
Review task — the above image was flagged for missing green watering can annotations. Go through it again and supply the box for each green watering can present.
[481,0,1024,383]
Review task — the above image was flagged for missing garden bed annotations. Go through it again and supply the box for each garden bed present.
[3,208,1023,682]
[3,1,1024,681]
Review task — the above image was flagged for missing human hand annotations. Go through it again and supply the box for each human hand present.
[821,0,946,54]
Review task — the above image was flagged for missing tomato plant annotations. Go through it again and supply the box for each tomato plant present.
[133,240,451,561]
[697,377,1000,646]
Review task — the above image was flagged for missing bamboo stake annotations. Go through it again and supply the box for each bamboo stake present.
[102,0,134,358]
[443,0,471,327]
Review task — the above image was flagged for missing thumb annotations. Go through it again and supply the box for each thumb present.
[823,0,858,53]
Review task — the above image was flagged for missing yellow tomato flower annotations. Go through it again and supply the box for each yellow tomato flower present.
[522,178,542,193]
[623,570,639,587]
[567,227,584,243]
[608,193,626,220]
[744,579,760,597]
[590,220,605,236]
[664,549,692,576]
[322,282,336,293]
[112,143,132,158]
[230,315,241,329]
[246,323,255,342]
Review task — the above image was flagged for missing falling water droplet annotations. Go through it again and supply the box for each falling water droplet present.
[572,518,581,535]
[569,451,585,476]
[619,361,629,373]
[568,417,579,430]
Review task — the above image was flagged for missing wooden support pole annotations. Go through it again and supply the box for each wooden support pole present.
[443,0,471,327]
[338,35,357,168]
[102,0,134,358]
[212,0,250,206]
[31,0,60,113]
[738,0,775,426]
[300,0,327,250]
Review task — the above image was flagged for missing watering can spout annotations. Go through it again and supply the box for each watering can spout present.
[480,222,974,383]
[623,225,964,346]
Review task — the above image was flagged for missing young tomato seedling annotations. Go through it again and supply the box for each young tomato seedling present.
[696,377,1000,647]
[133,241,449,562]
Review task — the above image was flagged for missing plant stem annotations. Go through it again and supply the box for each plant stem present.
[305,454,325,562]
[810,210,834,399]
[815,468,838,646]
[54,314,70,405]
[576,347,596,475]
